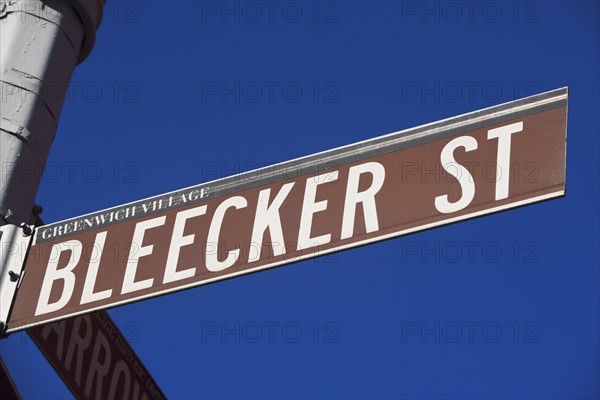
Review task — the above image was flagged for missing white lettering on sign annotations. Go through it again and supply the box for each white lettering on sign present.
[435,121,522,213]
[248,183,295,263]
[297,171,339,250]
[488,121,523,200]
[435,136,478,214]
[38,188,209,241]
[206,196,248,272]
[31,122,526,318]
[81,232,111,304]
[163,205,207,284]
[341,162,385,240]
[36,241,83,316]
[121,217,166,294]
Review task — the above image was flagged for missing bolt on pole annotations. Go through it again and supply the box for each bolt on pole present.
[0,0,105,227]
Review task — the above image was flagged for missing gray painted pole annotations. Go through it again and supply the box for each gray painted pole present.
[0,0,104,227]
[0,0,105,335]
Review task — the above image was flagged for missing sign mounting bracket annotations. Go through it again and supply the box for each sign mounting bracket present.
[0,223,34,336]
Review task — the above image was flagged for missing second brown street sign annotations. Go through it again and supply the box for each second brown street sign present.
[6,88,568,333]
[28,311,166,400]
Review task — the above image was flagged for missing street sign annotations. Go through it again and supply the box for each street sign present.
[12,218,166,400]
[28,311,166,400]
[5,88,568,333]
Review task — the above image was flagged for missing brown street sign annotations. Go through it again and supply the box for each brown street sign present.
[28,311,166,400]
[21,218,165,400]
[5,88,568,333]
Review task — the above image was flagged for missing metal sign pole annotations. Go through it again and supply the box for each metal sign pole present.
[0,0,104,331]
[0,0,104,226]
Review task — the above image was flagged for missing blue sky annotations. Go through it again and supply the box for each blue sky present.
[1,1,599,399]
